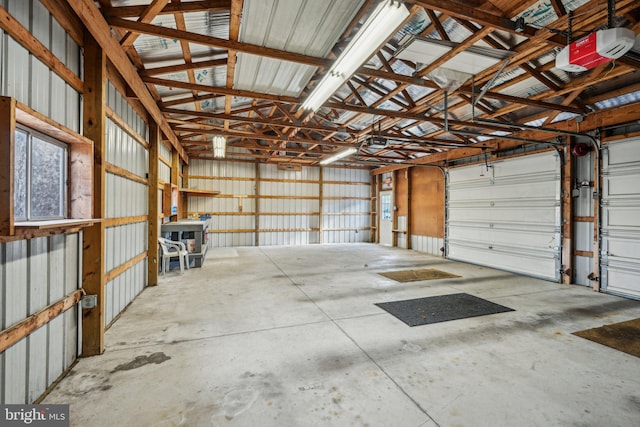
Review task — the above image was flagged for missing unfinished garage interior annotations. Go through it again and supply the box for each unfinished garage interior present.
[1,0,640,425]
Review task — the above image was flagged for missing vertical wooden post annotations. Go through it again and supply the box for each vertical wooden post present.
[148,121,160,286]
[81,31,106,356]
[406,168,412,249]
[181,163,189,219]
[0,97,16,236]
[171,149,179,221]
[373,174,380,243]
[562,140,574,284]
[392,170,398,247]
[319,167,324,244]
[254,161,260,247]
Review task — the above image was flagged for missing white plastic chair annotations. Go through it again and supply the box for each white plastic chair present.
[159,237,190,275]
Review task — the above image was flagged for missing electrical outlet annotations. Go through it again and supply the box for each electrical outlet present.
[81,295,98,309]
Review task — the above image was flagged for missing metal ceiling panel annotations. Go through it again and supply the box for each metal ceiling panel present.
[235,0,365,97]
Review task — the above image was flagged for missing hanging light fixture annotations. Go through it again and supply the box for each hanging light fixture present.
[319,147,358,165]
[212,135,226,158]
[301,0,409,112]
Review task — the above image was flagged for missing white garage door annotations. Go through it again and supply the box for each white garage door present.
[447,151,561,281]
[601,137,640,299]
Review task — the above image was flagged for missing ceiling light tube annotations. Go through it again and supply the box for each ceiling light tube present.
[302,0,409,111]
[212,135,226,158]
[319,147,358,165]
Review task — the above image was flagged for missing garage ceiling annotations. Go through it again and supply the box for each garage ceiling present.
[97,0,640,166]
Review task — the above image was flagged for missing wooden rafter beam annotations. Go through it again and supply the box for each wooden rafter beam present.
[146,76,299,104]
[67,0,187,161]
[164,112,348,135]
[143,58,228,77]
[411,0,566,44]
[108,16,331,67]
[119,0,169,48]
[103,0,230,18]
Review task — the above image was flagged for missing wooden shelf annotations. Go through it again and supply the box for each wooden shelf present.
[14,219,100,229]
[181,188,221,196]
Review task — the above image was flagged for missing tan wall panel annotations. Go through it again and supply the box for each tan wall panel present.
[410,167,444,237]
[395,170,409,216]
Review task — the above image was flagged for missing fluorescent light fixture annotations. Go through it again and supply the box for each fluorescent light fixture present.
[301,0,409,111]
[319,147,358,165]
[212,135,226,158]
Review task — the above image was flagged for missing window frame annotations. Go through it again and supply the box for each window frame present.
[15,124,69,221]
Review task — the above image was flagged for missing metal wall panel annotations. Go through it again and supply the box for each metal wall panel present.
[1,234,80,404]
[105,174,148,218]
[103,80,149,322]
[105,260,147,327]
[106,119,149,177]
[0,2,82,404]
[411,235,444,256]
[601,137,640,299]
[2,0,81,131]
[447,151,561,281]
[322,167,371,244]
[4,37,30,104]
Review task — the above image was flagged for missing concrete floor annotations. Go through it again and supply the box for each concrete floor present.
[45,244,640,426]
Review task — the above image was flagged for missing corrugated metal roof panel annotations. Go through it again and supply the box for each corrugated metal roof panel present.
[235,0,365,97]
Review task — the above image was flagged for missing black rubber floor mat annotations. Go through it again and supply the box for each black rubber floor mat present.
[573,318,640,358]
[375,293,514,326]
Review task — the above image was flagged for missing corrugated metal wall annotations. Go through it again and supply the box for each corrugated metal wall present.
[0,0,82,404]
[189,160,257,247]
[187,160,372,247]
[104,81,149,327]
[1,0,81,133]
[0,236,81,404]
[260,164,320,246]
[322,167,371,243]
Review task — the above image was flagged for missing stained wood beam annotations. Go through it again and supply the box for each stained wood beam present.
[103,0,230,18]
[425,9,449,40]
[142,58,227,76]
[225,0,243,131]
[40,0,84,45]
[109,16,331,67]
[81,30,106,356]
[145,76,299,104]
[119,0,169,48]
[0,6,83,93]
[411,0,566,44]
[163,107,348,134]
[68,0,187,161]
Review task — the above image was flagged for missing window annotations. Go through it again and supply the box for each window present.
[14,127,68,220]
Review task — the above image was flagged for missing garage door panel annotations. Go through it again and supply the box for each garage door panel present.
[450,181,557,202]
[448,206,558,224]
[448,242,557,279]
[447,151,561,281]
[601,137,640,299]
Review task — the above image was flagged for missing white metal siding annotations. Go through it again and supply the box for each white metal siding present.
[411,235,445,256]
[322,167,371,244]
[104,81,149,324]
[2,0,82,132]
[0,1,83,404]
[601,137,640,298]
[447,151,562,281]
[1,234,81,404]
[187,161,372,247]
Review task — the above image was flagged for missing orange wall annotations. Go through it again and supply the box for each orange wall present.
[410,167,444,238]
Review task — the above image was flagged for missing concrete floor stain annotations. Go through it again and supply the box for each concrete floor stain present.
[112,352,171,372]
